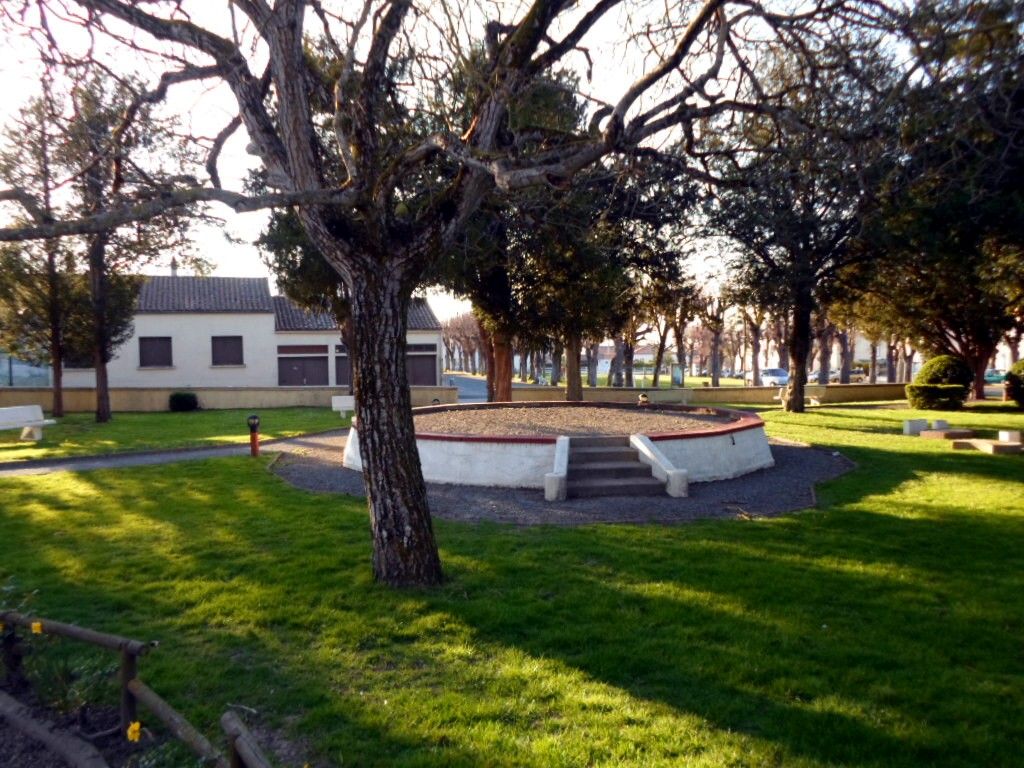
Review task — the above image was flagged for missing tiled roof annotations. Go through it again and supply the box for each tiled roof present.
[272,296,337,331]
[274,295,442,332]
[138,276,273,313]
[408,297,442,331]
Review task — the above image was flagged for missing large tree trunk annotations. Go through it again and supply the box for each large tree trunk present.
[815,324,832,385]
[784,290,813,413]
[518,345,528,382]
[565,334,583,401]
[479,324,496,402]
[623,342,635,388]
[350,274,442,587]
[869,342,878,384]
[87,233,112,423]
[492,331,513,402]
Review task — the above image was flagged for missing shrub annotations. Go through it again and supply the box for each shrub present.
[911,355,972,409]
[1006,360,1024,409]
[169,391,199,412]
[906,384,970,411]
[914,355,973,388]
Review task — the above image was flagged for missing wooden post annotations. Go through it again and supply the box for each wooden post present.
[127,678,227,768]
[119,650,137,732]
[221,711,274,768]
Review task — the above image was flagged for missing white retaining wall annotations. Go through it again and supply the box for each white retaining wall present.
[343,429,557,489]
[649,426,774,482]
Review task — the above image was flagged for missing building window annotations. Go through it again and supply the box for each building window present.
[211,336,244,366]
[139,337,173,368]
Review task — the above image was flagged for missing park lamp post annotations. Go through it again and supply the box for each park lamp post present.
[247,414,260,457]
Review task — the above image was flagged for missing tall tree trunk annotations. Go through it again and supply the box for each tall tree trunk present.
[652,329,668,387]
[901,344,915,383]
[585,343,599,387]
[777,316,791,370]
[87,233,112,423]
[350,274,442,587]
[710,331,722,387]
[838,330,852,384]
[784,290,813,412]
[815,324,832,385]
[551,342,563,386]
[479,324,496,402]
[492,331,513,402]
[886,339,897,383]
[45,241,64,417]
[1007,330,1021,364]
[869,342,878,384]
[565,334,583,401]
[611,337,625,387]
[623,342,635,388]
[750,324,762,387]
[518,345,528,382]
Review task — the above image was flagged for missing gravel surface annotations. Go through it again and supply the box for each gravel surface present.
[271,431,854,526]
[413,405,737,437]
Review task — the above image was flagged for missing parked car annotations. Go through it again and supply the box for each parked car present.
[984,368,1006,384]
[746,368,789,386]
[828,368,868,383]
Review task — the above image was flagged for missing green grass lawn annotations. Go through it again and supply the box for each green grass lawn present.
[0,407,345,462]
[1,404,1022,766]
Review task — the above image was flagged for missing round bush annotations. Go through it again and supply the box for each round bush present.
[169,391,199,412]
[914,355,974,388]
[1006,360,1024,409]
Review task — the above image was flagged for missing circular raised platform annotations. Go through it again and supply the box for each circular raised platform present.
[342,402,775,489]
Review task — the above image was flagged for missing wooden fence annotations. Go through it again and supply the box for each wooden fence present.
[0,611,275,768]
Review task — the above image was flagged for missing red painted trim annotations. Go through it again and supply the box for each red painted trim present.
[646,416,765,441]
[415,432,558,445]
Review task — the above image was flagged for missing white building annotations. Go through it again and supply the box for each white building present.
[64,276,443,389]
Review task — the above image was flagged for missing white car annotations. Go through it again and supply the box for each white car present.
[746,368,789,386]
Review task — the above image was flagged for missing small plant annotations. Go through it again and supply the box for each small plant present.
[911,355,972,409]
[26,643,117,717]
[906,383,972,411]
[168,392,200,412]
[1006,360,1024,409]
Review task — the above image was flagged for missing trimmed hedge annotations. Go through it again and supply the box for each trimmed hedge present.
[906,384,970,411]
[915,355,973,387]
[169,391,200,412]
[1006,360,1024,409]
[912,355,972,409]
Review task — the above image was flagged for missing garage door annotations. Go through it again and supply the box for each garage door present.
[278,356,329,386]
[406,354,437,385]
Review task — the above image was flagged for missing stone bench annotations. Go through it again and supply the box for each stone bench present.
[0,404,57,441]
[331,395,355,418]
[773,387,820,407]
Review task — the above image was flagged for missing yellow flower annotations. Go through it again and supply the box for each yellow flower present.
[126,721,142,742]
[31,622,42,634]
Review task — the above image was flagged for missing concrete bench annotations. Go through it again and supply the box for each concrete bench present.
[0,404,57,441]
[331,395,355,418]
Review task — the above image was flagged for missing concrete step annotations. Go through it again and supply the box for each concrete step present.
[952,439,1022,455]
[567,461,655,480]
[567,476,666,498]
[569,447,639,464]
[570,435,630,448]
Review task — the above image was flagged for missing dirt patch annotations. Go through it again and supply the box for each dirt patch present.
[413,405,738,437]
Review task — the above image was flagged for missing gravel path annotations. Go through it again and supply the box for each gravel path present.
[413,405,736,437]
[271,432,854,525]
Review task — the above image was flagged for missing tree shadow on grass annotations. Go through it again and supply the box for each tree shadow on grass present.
[4,448,1024,767]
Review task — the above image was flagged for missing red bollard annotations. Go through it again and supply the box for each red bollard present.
[246,414,260,457]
